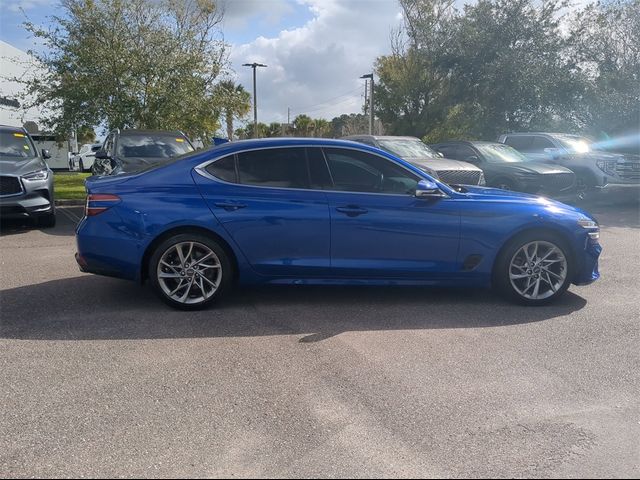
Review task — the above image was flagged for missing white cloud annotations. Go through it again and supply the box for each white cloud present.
[221,0,294,29]
[228,0,403,124]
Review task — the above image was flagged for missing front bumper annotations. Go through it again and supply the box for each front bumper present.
[573,238,602,286]
[0,191,54,219]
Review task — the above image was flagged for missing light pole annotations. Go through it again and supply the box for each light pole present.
[360,73,374,135]
[243,62,267,138]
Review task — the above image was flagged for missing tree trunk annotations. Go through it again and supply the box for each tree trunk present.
[226,109,233,140]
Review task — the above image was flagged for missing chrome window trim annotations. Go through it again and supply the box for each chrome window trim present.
[194,144,450,198]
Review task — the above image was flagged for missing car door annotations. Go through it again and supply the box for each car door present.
[317,147,460,278]
[193,147,331,277]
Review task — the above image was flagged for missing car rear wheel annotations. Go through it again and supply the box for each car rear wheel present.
[149,233,233,310]
[494,232,572,305]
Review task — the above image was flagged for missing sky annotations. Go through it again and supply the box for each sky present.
[0,0,405,126]
[0,0,590,128]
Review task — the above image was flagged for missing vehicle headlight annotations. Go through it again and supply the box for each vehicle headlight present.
[596,159,617,176]
[478,172,486,186]
[578,218,599,240]
[22,169,50,181]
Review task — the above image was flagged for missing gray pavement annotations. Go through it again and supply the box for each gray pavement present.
[1,201,639,478]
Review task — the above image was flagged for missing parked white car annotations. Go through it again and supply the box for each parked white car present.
[69,142,102,172]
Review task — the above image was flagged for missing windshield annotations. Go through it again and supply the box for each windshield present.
[553,134,592,153]
[377,138,439,159]
[0,130,38,159]
[476,143,526,163]
[116,134,194,158]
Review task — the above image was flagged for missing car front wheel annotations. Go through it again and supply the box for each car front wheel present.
[149,233,233,310]
[494,233,573,305]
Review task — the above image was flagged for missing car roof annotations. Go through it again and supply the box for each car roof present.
[117,129,188,137]
[0,125,28,133]
[343,135,422,141]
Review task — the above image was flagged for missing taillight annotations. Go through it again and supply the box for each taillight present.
[85,193,120,216]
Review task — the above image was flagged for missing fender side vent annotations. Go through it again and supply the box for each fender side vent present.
[462,254,483,271]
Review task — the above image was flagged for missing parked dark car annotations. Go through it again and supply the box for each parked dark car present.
[431,141,576,196]
[343,135,485,186]
[497,132,640,195]
[92,129,195,175]
[0,125,56,227]
[76,138,601,310]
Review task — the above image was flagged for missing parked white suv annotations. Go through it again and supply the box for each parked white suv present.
[69,142,102,172]
[497,132,640,196]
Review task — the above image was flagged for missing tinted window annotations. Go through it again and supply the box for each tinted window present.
[237,148,309,188]
[504,136,533,151]
[307,147,333,189]
[475,143,526,163]
[530,136,556,151]
[323,148,419,194]
[435,144,475,161]
[0,130,37,159]
[116,134,194,158]
[205,154,237,182]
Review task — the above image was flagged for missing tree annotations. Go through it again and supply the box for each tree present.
[570,0,640,136]
[265,122,283,137]
[215,80,251,139]
[292,114,313,136]
[311,118,331,137]
[22,0,227,143]
[76,125,96,144]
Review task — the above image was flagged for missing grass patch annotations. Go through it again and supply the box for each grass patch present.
[54,172,90,200]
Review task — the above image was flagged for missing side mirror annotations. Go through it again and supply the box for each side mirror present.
[465,155,480,163]
[41,149,51,159]
[415,179,446,198]
[95,149,110,160]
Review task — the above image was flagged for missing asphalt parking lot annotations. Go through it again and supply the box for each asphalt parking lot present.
[1,197,639,478]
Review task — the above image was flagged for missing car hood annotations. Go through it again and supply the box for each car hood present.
[405,156,481,172]
[501,161,572,174]
[460,184,585,212]
[115,156,170,173]
[571,151,639,163]
[0,157,47,176]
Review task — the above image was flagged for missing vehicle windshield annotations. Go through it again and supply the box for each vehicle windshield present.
[476,143,526,163]
[0,130,38,160]
[116,134,194,158]
[553,134,592,153]
[377,138,439,159]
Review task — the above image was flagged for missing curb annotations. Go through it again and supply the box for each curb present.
[56,199,85,206]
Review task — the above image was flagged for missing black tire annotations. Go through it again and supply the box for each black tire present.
[148,233,234,310]
[493,231,573,305]
[36,211,56,229]
[79,159,85,172]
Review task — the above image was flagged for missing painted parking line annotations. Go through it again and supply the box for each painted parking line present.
[58,207,82,223]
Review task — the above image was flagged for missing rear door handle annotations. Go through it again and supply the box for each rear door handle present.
[336,206,368,217]
[214,202,247,211]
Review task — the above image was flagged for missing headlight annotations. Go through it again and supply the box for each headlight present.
[478,172,486,186]
[22,169,50,181]
[596,159,617,176]
[578,218,599,240]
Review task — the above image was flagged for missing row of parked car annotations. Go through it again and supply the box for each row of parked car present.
[345,133,640,199]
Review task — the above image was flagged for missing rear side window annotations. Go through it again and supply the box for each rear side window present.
[237,148,309,189]
[205,154,236,183]
[307,147,333,189]
[530,136,555,151]
[504,136,533,152]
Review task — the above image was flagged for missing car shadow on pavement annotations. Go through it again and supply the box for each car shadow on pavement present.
[0,275,587,343]
[0,215,78,238]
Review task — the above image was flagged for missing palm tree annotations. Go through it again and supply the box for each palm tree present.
[293,114,313,137]
[215,80,251,140]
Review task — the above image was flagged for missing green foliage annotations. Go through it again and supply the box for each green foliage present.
[23,0,227,143]
[376,0,637,142]
[215,80,251,139]
[76,125,96,144]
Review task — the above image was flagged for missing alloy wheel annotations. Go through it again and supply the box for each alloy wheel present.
[509,240,567,300]
[156,241,222,305]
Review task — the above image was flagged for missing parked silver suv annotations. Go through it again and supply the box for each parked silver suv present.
[497,132,640,195]
[343,135,485,186]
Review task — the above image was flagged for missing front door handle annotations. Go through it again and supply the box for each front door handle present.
[336,206,368,217]
[214,201,247,211]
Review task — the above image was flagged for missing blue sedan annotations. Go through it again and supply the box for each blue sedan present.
[75,138,601,309]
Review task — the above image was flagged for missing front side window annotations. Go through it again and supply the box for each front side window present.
[0,130,38,159]
[530,136,555,151]
[504,136,533,152]
[237,148,309,188]
[553,134,592,153]
[323,148,419,194]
